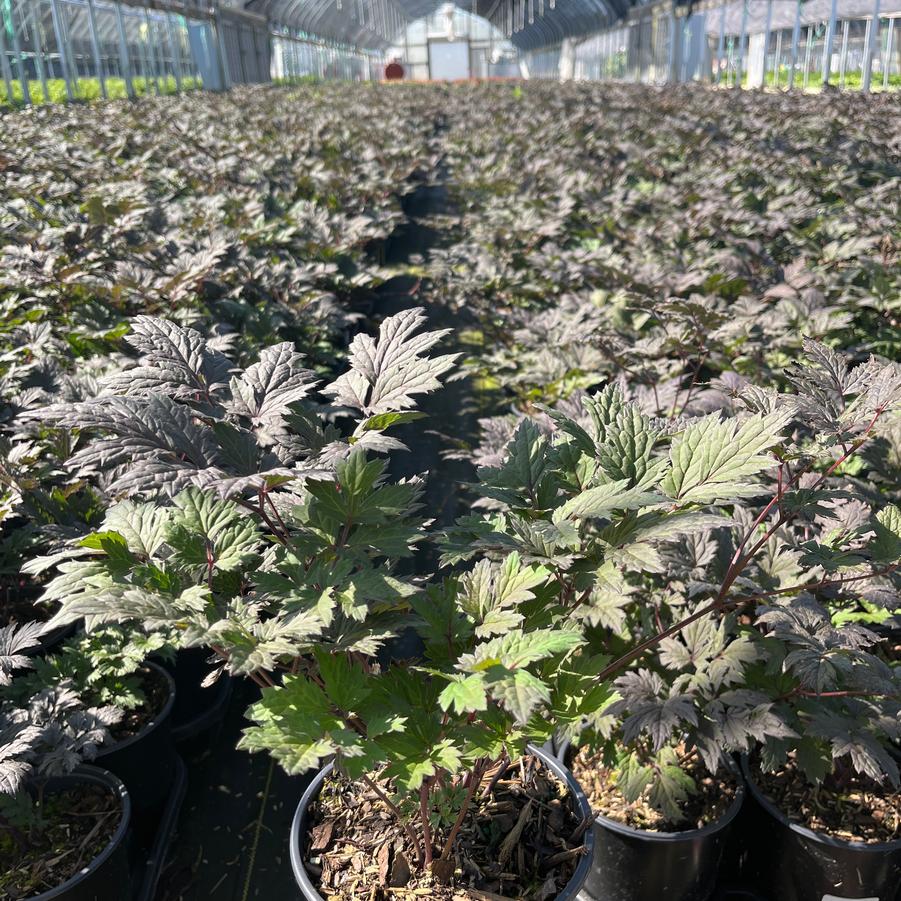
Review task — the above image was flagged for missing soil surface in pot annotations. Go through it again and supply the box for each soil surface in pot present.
[754,759,901,843]
[305,755,589,900]
[0,782,121,898]
[571,748,737,832]
[107,664,170,743]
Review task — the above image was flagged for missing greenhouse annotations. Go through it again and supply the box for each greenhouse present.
[1,0,901,895]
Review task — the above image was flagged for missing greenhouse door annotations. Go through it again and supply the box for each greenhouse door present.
[428,41,470,80]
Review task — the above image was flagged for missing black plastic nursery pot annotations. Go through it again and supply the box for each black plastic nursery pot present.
[559,742,745,901]
[25,765,132,901]
[160,647,233,746]
[96,661,177,814]
[289,744,595,901]
[739,755,901,901]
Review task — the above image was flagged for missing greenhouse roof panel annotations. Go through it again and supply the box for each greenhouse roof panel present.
[246,0,632,50]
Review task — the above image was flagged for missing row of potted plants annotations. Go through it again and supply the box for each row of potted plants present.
[0,81,899,900]
[424,82,901,901]
[6,309,900,900]
[0,83,449,899]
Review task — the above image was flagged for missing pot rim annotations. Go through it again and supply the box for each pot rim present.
[740,754,901,852]
[25,764,131,901]
[591,762,745,842]
[96,660,176,757]
[290,742,595,901]
[560,738,745,842]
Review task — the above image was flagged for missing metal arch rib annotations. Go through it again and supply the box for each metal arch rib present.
[243,0,642,54]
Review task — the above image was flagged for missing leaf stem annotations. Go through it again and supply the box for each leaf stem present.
[594,563,899,683]
[419,780,434,868]
[235,497,288,546]
[440,759,487,861]
[361,773,424,869]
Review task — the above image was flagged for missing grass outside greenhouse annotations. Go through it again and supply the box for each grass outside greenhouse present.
[0,76,203,105]
[0,81,899,901]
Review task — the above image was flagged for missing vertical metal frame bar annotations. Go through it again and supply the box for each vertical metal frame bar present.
[213,8,231,89]
[736,0,748,87]
[715,1,726,84]
[666,4,676,82]
[143,8,161,93]
[49,0,75,98]
[774,28,782,86]
[86,0,106,97]
[115,0,134,97]
[164,11,182,91]
[0,2,18,103]
[60,0,80,91]
[131,7,146,91]
[28,0,51,101]
[8,0,30,103]
[803,23,813,87]
[861,0,879,93]
[884,17,895,90]
[838,17,849,86]
[788,0,801,88]
[821,0,838,83]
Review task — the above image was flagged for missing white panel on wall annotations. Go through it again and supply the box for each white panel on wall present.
[428,39,469,79]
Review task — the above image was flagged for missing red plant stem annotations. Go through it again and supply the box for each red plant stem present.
[482,752,510,798]
[440,760,487,861]
[595,564,898,683]
[361,774,424,869]
[716,407,884,608]
[265,492,291,539]
[235,497,288,546]
[419,781,434,867]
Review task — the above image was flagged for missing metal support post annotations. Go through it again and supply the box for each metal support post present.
[774,28,782,86]
[821,0,838,84]
[736,0,748,87]
[49,0,74,98]
[115,1,134,97]
[838,17,849,86]
[28,0,50,101]
[213,8,231,89]
[164,11,182,92]
[142,8,161,93]
[86,0,106,97]
[884,17,894,90]
[667,3,676,82]
[861,0,879,93]
[715,1,726,83]
[803,24,813,87]
[788,0,801,88]
[8,0,30,104]
[0,2,19,103]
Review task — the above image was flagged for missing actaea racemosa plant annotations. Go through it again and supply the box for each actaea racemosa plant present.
[27,324,901,879]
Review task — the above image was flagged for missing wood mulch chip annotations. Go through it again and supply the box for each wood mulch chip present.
[304,756,590,900]
[571,747,737,833]
[754,759,901,844]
